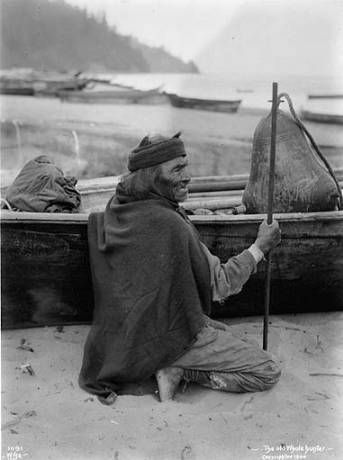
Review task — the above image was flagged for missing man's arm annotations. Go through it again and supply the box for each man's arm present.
[202,219,281,303]
[201,243,258,302]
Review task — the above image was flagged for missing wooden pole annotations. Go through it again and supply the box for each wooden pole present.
[263,82,278,351]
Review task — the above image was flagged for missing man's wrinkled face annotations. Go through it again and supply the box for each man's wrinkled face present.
[158,155,191,202]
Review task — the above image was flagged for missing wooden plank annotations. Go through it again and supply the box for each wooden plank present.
[190,210,343,225]
[1,210,89,223]
[189,181,247,193]
[188,190,244,198]
[183,197,242,211]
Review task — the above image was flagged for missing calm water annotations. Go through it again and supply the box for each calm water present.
[93,72,343,114]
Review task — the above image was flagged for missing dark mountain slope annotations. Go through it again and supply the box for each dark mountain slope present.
[1,0,198,73]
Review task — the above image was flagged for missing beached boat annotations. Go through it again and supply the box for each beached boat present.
[1,205,342,329]
[165,93,242,113]
[308,94,343,99]
[236,89,254,94]
[58,83,167,105]
[33,77,88,96]
[0,79,35,96]
[301,109,343,125]
[0,73,88,97]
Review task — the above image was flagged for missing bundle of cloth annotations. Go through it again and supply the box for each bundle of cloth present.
[3,155,81,213]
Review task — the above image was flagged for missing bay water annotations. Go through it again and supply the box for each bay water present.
[98,72,343,114]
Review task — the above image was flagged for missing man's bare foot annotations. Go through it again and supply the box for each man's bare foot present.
[156,367,184,402]
[97,391,117,406]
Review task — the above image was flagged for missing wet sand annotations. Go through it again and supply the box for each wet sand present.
[2,313,343,459]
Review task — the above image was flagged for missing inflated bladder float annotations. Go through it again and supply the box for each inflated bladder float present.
[242,93,342,213]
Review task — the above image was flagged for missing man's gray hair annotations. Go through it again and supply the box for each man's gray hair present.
[117,164,163,200]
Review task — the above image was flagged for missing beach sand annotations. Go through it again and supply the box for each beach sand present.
[2,313,343,460]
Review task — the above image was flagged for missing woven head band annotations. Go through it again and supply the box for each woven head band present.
[127,132,186,172]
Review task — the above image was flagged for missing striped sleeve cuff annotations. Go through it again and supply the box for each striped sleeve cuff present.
[248,244,265,264]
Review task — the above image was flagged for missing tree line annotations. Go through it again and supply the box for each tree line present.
[1,0,198,73]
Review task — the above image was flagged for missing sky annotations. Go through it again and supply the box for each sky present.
[64,0,343,78]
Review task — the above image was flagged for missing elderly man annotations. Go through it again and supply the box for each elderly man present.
[79,133,281,403]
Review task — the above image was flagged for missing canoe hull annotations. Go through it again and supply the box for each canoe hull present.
[166,93,241,113]
[0,87,35,96]
[2,211,343,329]
[1,219,93,329]
[195,214,343,317]
[58,89,167,105]
[301,110,343,125]
[308,94,343,99]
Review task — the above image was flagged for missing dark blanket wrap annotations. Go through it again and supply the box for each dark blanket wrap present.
[79,196,212,397]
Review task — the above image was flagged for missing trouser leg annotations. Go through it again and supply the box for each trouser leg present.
[174,324,281,393]
[183,358,281,393]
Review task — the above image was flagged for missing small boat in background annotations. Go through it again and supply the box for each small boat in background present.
[301,109,343,125]
[58,82,167,105]
[0,70,88,97]
[33,75,88,96]
[0,79,35,96]
[300,95,343,125]
[308,94,343,99]
[165,93,242,113]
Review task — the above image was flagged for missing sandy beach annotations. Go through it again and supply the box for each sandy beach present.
[2,313,343,460]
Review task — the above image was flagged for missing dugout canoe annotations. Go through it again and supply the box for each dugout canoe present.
[0,73,88,97]
[307,94,343,100]
[301,109,343,125]
[165,93,242,113]
[1,209,343,330]
[58,83,166,105]
[0,79,35,96]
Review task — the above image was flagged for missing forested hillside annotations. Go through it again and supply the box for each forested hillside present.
[1,0,198,73]
[130,39,199,74]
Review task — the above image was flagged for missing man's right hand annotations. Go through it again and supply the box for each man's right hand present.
[254,219,281,255]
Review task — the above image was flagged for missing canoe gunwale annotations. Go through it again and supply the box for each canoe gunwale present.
[1,209,343,225]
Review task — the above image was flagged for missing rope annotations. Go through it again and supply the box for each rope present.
[277,92,342,210]
[0,198,13,210]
